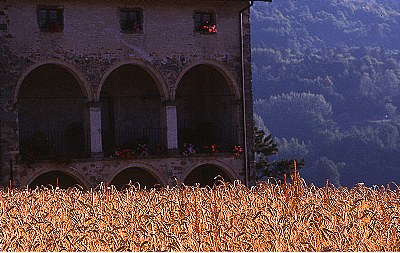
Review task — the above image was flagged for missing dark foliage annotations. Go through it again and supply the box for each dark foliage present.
[252,0,400,186]
[253,127,278,159]
[253,126,305,182]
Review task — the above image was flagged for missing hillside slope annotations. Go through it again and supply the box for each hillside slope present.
[251,0,400,187]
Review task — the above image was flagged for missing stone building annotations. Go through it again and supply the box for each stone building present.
[0,0,266,189]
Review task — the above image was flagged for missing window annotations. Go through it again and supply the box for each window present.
[37,6,64,32]
[120,8,143,33]
[194,12,217,34]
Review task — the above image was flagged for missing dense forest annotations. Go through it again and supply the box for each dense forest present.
[251,0,400,187]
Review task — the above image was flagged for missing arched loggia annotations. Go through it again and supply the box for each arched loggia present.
[176,64,238,152]
[100,64,166,156]
[18,64,89,161]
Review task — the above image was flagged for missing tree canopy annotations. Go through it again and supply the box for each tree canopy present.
[251,0,400,187]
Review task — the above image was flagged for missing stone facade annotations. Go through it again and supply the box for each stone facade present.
[0,0,255,188]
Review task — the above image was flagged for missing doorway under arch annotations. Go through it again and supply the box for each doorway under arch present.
[183,164,232,187]
[110,167,162,190]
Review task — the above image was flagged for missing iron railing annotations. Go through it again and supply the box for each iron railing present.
[19,128,90,161]
[102,127,167,155]
[178,125,240,152]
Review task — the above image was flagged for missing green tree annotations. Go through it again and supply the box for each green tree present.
[253,123,304,182]
[253,127,278,162]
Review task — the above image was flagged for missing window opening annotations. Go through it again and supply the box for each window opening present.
[120,8,143,33]
[194,12,217,34]
[37,7,64,32]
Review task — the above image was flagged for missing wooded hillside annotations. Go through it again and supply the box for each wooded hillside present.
[251,0,400,187]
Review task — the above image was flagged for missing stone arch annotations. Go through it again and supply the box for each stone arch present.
[16,61,91,160]
[98,59,169,155]
[96,59,169,102]
[173,60,241,100]
[174,60,240,150]
[108,162,167,190]
[182,160,240,187]
[13,59,91,103]
[26,166,90,189]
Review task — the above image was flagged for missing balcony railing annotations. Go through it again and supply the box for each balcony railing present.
[19,128,90,161]
[102,127,167,156]
[19,125,240,161]
[178,125,240,153]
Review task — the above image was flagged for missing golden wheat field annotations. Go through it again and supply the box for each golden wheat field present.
[0,175,400,252]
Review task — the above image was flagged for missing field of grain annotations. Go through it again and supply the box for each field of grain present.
[1,174,400,251]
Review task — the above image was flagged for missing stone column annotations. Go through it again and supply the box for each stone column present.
[162,101,178,150]
[89,103,103,158]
